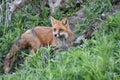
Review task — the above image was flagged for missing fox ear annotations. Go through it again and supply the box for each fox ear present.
[50,16,57,26]
[61,17,69,26]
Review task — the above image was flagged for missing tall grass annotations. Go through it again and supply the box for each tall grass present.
[0,23,119,79]
[0,13,120,79]
[0,0,120,80]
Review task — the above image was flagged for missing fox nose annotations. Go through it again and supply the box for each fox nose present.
[54,34,57,37]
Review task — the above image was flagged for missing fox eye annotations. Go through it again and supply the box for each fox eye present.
[59,29,64,32]
[53,28,56,31]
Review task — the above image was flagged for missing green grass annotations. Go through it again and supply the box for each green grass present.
[0,0,120,80]
[0,27,119,79]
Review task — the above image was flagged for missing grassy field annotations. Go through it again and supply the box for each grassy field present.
[0,0,120,80]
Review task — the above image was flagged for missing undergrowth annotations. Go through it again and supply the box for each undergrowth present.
[0,0,120,80]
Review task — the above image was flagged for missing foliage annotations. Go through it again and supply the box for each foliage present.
[0,0,120,80]
[84,0,112,24]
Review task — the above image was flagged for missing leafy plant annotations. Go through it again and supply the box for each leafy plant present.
[0,0,120,80]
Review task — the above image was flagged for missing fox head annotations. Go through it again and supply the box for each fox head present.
[51,16,70,39]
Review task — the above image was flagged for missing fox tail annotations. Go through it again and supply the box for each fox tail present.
[3,36,25,74]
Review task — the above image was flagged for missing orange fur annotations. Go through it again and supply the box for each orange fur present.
[3,17,73,74]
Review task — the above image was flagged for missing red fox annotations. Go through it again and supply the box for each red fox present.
[3,16,73,74]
